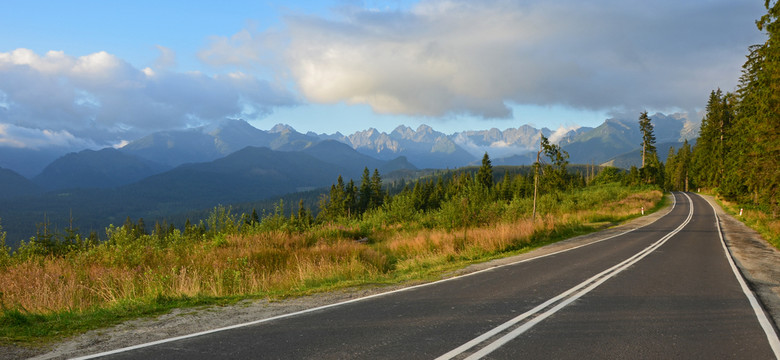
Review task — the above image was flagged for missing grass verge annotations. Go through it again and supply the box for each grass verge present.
[713,195,780,250]
[0,185,663,346]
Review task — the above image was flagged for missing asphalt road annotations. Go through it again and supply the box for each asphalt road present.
[78,192,780,359]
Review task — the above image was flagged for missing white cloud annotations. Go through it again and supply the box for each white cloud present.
[202,0,765,119]
[198,25,285,70]
[548,125,581,144]
[0,123,99,150]
[154,45,177,70]
[0,48,297,146]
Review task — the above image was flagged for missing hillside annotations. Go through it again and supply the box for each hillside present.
[119,119,319,168]
[0,167,41,200]
[33,148,169,190]
[0,145,416,248]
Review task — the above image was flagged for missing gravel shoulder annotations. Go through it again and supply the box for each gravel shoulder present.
[6,193,779,359]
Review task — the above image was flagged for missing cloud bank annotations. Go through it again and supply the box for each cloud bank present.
[205,0,764,119]
[0,48,296,147]
[1,0,766,150]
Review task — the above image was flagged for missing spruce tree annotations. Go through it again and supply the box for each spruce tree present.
[638,112,660,184]
[676,140,692,192]
[371,169,384,208]
[476,152,493,189]
[664,146,677,190]
[358,167,372,213]
[638,111,656,168]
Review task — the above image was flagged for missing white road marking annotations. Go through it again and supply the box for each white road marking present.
[71,196,675,360]
[437,192,693,360]
[702,194,780,358]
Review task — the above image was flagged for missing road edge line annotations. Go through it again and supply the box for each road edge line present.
[71,195,676,360]
[447,192,691,359]
[700,193,780,358]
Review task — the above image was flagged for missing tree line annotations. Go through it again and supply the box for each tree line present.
[666,1,779,216]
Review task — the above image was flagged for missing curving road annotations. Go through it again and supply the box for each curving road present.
[77,193,780,359]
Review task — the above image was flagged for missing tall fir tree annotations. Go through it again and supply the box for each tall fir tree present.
[476,152,494,189]
[358,167,372,213]
[638,112,662,185]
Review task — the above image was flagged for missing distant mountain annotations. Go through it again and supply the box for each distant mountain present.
[335,125,477,169]
[560,113,697,165]
[33,148,169,190]
[451,125,550,158]
[0,146,75,178]
[300,140,416,176]
[601,139,697,169]
[380,156,418,174]
[452,125,592,160]
[561,119,639,165]
[0,144,417,247]
[0,167,41,199]
[120,119,319,167]
[0,113,698,179]
[118,146,347,212]
[491,153,538,166]
[119,127,222,167]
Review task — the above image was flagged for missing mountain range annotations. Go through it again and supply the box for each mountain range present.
[0,112,699,248]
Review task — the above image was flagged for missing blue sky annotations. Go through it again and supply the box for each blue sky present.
[0,0,768,148]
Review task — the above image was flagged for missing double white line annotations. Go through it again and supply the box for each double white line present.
[437,192,694,360]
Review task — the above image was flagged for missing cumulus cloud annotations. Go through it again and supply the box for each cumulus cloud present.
[203,0,765,119]
[0,48,297,147]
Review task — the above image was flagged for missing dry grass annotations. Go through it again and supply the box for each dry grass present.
[0,186,663,316]
[718,197,780,249]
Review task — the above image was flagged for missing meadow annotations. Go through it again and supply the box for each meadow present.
[0,176,663,344]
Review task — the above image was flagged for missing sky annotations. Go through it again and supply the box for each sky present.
[0,0,769,150]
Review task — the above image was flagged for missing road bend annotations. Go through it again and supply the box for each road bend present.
[77,192,779,359]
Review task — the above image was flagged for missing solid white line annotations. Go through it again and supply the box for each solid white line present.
[72,195,676,360]
[438,193,692,360]
[700,194,780,358]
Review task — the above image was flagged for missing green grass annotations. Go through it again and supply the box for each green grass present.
[713,196,780,250]
[0,184,664,346]
[0,294,234,345]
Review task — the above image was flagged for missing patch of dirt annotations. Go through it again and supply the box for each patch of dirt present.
[4,194,777,359]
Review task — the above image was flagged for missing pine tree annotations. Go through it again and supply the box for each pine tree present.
[731,0,780,212]
[345,179,357,217]
[638,111,656,168]
[638,112,660,185]
[358,167,372,213]
[664,146,677,190]
[251,209,260,225]
[674,140,692,192]
[476,152,494,189]
[370,169,384,208]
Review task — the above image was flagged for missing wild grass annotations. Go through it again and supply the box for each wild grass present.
[0,184,662,343]
[716,196,780,250]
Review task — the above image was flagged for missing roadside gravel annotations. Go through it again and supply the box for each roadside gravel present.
[5,193,778,359]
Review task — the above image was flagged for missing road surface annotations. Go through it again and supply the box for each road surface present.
[77,192,780,359]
